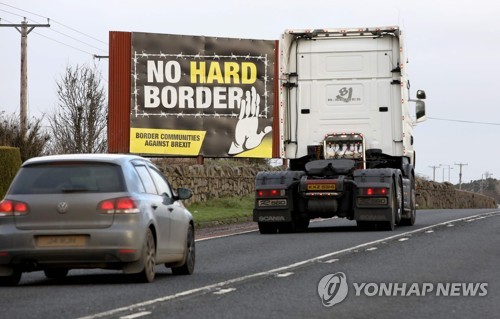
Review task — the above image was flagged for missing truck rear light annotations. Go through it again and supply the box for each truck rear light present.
[0,199,29,216]
[257,189,285,197]
[98,197,140,214]
[360,188,388,196]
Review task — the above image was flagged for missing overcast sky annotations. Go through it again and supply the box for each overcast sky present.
[1,0,499,185]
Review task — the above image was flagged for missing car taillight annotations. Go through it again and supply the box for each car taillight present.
[256,189,286,197]
[116,198,136,210]
[0,199,29,216]
[98,197,140,214]
[360,188,388,196]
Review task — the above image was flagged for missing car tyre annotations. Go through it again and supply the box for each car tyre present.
[0,270,22,286]
[136,229,156,283]
[172,224,195,275]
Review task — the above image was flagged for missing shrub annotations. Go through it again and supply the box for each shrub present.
[0,146,22,198]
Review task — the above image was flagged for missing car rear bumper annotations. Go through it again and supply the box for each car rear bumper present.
[0,223,147,271]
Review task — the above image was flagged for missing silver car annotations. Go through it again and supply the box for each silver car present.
[0,154,195,285]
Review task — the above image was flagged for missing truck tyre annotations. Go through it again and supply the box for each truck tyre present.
[357,221,374,231]
[384,179,398,231]
[394,177,403,225]
[296,218,310,231]
[258,222,278,234]
[400,176,416,226]
[44,269,69,279]
[0,270,22,286]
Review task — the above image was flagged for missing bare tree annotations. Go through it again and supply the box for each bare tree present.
[48,64,107,154]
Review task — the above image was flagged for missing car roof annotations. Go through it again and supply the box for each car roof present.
[22,153,151,167]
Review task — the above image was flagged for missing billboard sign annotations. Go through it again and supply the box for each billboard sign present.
[129,32,275,157]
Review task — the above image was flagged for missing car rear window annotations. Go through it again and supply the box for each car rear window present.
[8,162,126,194]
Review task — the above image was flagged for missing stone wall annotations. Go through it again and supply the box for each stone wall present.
[158,164,262,204]
[157,163,498,209]
[416,178,497,209]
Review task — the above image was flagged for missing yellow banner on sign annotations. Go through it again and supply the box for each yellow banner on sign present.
[130,128,206,156]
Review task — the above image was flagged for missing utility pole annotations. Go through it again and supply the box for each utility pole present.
[440,164,453,182]
[429,165,440,182]
[0,18,50,139]
[454,162,468,190]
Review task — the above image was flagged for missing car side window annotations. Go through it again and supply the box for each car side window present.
[134,165,158,194]
[148,167,173,198]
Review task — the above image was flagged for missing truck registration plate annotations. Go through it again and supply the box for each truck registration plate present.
[307,183,336,191]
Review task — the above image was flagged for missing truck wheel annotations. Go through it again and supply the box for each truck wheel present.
[400,176,416,226]
[0,270,22,286]
[384,179,398,231]
[394,177,403,225]
[258,222,278,234]
[296,218,310,231]
[44,269,69,279]
[357,221,374,231]
[278,221,297,233]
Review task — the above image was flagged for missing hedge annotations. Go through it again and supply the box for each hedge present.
[0,146,22,199]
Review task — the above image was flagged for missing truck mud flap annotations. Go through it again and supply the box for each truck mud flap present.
[253,209,292,223]
[353,207,393,222]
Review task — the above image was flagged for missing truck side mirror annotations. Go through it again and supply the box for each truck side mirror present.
[416,90,426,100]
[416,100,426,123]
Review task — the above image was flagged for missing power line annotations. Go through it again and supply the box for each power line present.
[33,31,95,56]
[428,117,500,126]
[0,2,107,51]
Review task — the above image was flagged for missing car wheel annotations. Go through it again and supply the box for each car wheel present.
[0,270,22,286]
[44,269,69,279]
[172,224,195,275]
[136,229,156,283]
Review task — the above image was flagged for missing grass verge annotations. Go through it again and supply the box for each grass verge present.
[186,195,254,227]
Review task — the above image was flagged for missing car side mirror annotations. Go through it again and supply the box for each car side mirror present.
[176,188,193,200]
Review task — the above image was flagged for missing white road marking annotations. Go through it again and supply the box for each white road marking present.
[196,217,335,242]
[119,312,151,319]
[275,272,294,278]
[322,258,339,264]
[425,230,434,233]
[446,224,454,227]
[78,210,500,319]
[398,238,409,242]
[366,247,378,251]
[213,288,236,295]
[196,229,256,242]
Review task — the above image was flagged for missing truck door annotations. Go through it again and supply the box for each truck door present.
[293,35,400,156]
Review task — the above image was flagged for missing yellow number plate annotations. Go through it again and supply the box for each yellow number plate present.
[307,183,336,191]
[36,235,88,247]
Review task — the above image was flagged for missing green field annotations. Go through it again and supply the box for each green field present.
[186,195,254,227]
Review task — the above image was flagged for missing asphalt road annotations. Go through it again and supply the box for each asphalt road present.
[1,208,499,319]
